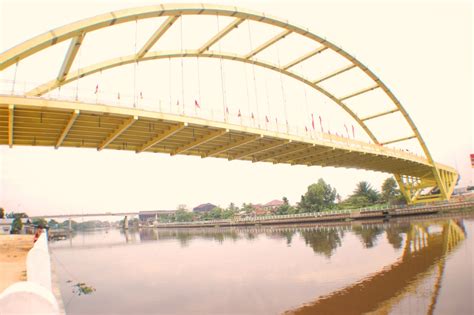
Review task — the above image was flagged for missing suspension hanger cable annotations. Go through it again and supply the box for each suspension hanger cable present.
[11,62,18,95]
[95,69,103,104]
[264,71,270,116]
[157,59,162,112]
[247,21,260,127]
[180,16,185,115]
[276,43,288,133]
[168,56,172,113]
[133,19,138,108]
[243,63,251,121]
[301,64,310,134]
[75,48,81,101]
[196,57,202,116]
[217,15,227,121]
[264,71,271,129]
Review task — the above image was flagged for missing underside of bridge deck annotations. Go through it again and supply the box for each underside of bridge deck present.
[0,98,457,204]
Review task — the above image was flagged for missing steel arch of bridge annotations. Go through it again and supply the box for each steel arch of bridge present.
[0,3,457,203]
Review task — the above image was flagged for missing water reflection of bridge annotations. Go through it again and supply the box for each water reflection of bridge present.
[284,219,466,315]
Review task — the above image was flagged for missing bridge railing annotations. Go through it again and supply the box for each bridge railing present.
[0,79,429,166]
[155,200,474,227]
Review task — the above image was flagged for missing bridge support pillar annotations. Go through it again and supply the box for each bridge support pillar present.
[123,216,129,230]
[394,170,458,205]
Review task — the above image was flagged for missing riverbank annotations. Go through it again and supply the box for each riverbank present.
[0,235,34,292]
[152,201,474,229]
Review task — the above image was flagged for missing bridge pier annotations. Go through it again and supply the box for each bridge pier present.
[123,216,129,230]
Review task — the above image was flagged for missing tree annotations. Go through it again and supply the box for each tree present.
[301,229,344,258]
[227,202,238,212]
[33,218,48,228]
[174,209,194,222]
[276,197,296,215]
[11,212,28,219]
[241,203,254,214]
[341,195,371,208]
[11,217,23,234]
[0,208,4,219]
[381,177,404,205]
[59,219,77,230]
[298,179,337,212]
[353,181,380,204]
[352,225,384,248]
[177,204,188,211]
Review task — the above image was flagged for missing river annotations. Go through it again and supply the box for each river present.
[49,213,473,315]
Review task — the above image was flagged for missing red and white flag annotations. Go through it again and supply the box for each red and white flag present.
[319,115,323,133]
[311,114,315,130]
[352,125,355,138]
[94,84,99,94]
[305,126,308,132]
[194,100,200,109]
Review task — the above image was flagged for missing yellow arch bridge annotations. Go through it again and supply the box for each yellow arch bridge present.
[0,4,457,204]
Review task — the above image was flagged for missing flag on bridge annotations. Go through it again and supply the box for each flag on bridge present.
[352,125,355,138]
[251,112,255,120]
[237,109,241,117]
[311,114,315,130]
[344,124,349,138]
[194,100,200,109]
[94,84,99,94]
[319,115,323,133]
[265,115,269,123]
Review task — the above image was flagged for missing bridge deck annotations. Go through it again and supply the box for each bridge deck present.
[0,96,454,179]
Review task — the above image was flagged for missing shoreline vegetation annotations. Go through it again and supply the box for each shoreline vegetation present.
[129,178,474,227]
[1,177,473,231]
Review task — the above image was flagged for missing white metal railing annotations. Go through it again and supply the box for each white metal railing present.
[154,200,474,226]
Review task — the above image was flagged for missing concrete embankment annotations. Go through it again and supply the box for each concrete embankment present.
[0,232,64,315]
[154,201,474,229]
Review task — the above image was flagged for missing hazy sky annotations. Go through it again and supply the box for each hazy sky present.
[0,0,472,216]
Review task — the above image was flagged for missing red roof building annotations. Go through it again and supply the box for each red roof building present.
[262,200,284,211]
[254,204,271,216]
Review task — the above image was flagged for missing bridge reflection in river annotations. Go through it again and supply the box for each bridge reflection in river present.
[49,214,473,315]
